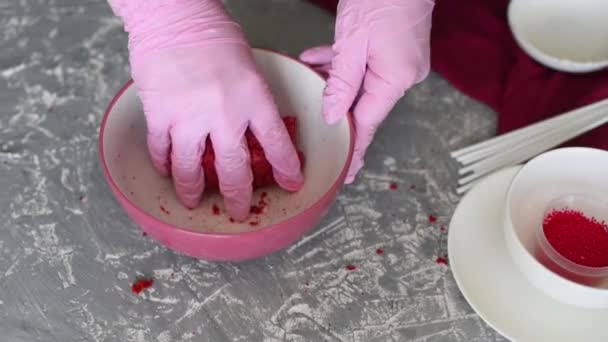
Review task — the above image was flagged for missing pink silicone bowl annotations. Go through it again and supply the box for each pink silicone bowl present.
[99,48,354,261]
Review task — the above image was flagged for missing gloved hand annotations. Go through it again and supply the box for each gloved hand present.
[108,0,304,220]
[300,0,434,183]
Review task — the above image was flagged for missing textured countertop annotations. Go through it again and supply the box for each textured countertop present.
[0,1,506,341]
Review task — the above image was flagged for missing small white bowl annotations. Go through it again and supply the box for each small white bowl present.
[508,0,608,73]
[504,147,608,309]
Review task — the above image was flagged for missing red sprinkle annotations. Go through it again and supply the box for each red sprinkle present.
[229,218,235,223]
[212,204,220,215]
[376,248,384,255]
[141,232,147,237]
[345,264,357,271]
[409,184,416,190]
[543,209,608,267]
[428,215,437,224]
[435,257,448,265]
[389,183,398,190]
[440,225,446,232]
[160,205,170,215]
[249,221,260,226]
[131,277,154,294]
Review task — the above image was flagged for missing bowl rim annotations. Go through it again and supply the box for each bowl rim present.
[505,147,608,293]
[98,47,355,237]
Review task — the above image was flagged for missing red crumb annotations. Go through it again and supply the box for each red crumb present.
[435,257,448,265]
[229,218,235,223]
[212,204,220,215]
[345,264,357,271]
[130,191,134,196]
[389,183,398,190]
[440,225,446,232]
[250,205,264,215]
[250,192,269,215]
[428,215,437,224]
[131,277,154,294]
[249,221,260,226]
[409,184,416,190]
[160,205,170,215]
[376,248,384,255]
[142,232,147,237]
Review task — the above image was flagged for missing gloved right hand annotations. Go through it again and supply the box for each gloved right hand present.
[300,0,434,183]
[108,0,304,221]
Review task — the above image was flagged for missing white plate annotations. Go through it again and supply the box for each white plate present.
[448,166,608,341]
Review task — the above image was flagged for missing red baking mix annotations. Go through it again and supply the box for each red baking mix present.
[202,116,304,190]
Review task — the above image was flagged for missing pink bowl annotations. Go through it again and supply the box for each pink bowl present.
[99,48,354,261]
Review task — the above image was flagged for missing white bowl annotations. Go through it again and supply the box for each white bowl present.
[504,147,608,308]
[508,0,608,73]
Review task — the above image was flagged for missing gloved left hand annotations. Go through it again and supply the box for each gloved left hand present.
[300,0,434,183]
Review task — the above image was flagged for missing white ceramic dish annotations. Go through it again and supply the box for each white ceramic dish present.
[504,147,608,309]
[449,166,608,341]
[508,0,608,73]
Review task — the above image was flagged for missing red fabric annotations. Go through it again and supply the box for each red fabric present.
[202,116,304,189]
[307,0,608,149]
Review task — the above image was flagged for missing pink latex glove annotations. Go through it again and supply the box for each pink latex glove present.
[108,0,304,220]
[300,0,434,183]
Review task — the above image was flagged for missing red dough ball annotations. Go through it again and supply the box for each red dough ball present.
[201,116,304,191]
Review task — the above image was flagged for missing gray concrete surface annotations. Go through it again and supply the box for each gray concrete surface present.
[0,0,505,341]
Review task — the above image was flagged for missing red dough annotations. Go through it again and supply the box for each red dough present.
[202,116,304,190]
